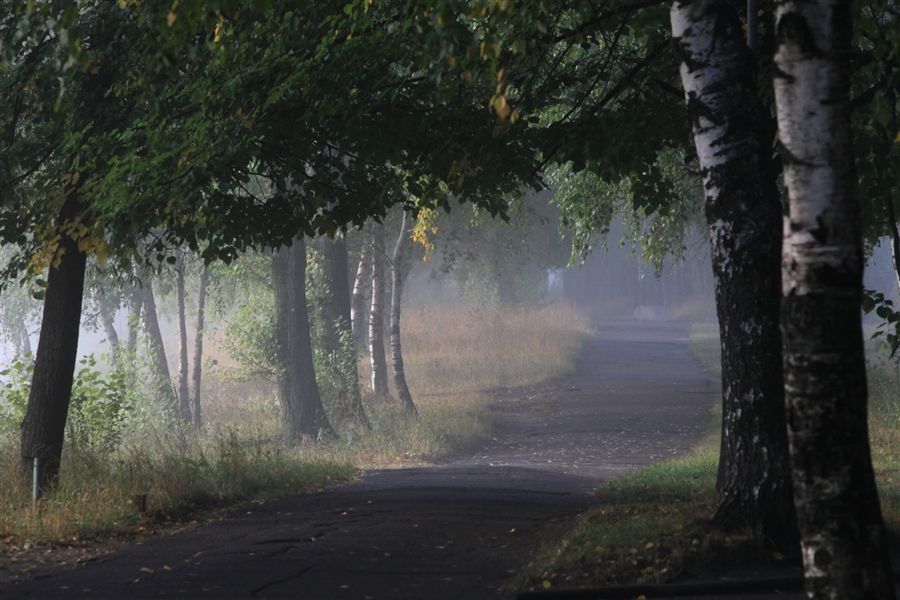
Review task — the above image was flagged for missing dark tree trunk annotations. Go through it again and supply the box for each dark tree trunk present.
[368,223,389,396]
[314,235,352,356]
[174,248,191,423]
[19,192,88,488]
[191,264,210,430]
[272,239,334,442]
[775,2,894,597]
[671,0,797,551]
[314,235,368,427]
[351,239,371,350]
[141,279,176,408]
[390,212,417,415]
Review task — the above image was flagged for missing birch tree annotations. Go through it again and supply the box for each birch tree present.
[191,264,210,430]
[351,241,372,350]
[369,223,390,396]
[174,248,191,423]
[670,0,796,549]
[775,2,894,596]
[390,211,417,416]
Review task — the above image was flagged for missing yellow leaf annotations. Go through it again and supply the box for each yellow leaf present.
[493,95,511,119]
[140,567,154,573]
[644,542,654,549]
[162,565,172,571]
[167,12,177,27]
[542,581,551,589]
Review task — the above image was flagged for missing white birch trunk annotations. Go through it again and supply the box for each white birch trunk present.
[368,223,389,396]
[775,2,894,597]
[390,212,417,416]
[174,248,191,423]
[671,0,795,548]
[351,241,371,350]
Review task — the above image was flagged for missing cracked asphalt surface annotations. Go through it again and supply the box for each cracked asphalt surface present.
[1,320,718,599]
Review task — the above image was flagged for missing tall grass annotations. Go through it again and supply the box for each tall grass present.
[0,301,591,552]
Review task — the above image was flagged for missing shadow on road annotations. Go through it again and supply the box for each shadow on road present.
[2,320,719,599]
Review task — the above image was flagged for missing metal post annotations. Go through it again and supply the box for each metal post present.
[32,457,42,505]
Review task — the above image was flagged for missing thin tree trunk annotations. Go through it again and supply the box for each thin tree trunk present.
[141,279,176,408]
[96,289,119,357]
[174,248,191,423]
[775,3,894,597]
[15,325,31,357]
[314,235,368,427]
[671,0,797,550]
[884,194,900,293]
[126,279,142,355]
[272,238,334,442]
[19,191,88,488]
[390,212,417,415]
[368,223,389,396]
[191,264,210,431]
[351,239,371,350]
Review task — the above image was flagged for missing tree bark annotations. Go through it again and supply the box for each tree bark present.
[314,236,352,352]
[126,277,142,355]
[368,223,390,396]
[141,278,176,408]
[671,0,797,550]
[95,289,119,358]
[884,195,900,293]
[314,235,368,426]
[775,3,894,597]
[174,248,191,423]
[19,191,88,487]
[351,238,371,350]
[15,325,32,357]
[191,264,210,430]
[390,212,417,415]
[272,238,334,442]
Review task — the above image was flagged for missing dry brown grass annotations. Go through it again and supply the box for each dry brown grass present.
[0,300,592,550]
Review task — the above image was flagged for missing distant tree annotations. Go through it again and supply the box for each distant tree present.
[369,223,390,396]
[390,211,417,416]
[174,248,191,423]
[311,234,368,427]
[272,238,334,442]
[192,264,210,430]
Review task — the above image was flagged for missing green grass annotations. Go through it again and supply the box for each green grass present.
[515,323,900,594]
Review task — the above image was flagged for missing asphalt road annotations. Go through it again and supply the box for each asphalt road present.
[1,320,723,599]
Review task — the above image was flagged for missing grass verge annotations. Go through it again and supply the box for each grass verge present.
[516,322,900,594]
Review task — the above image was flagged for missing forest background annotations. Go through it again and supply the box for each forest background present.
[2,1,900,597]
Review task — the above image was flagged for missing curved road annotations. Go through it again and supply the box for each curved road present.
[2,321,718,599]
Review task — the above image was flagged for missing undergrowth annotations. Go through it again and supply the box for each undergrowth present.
[0,301,591,556]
